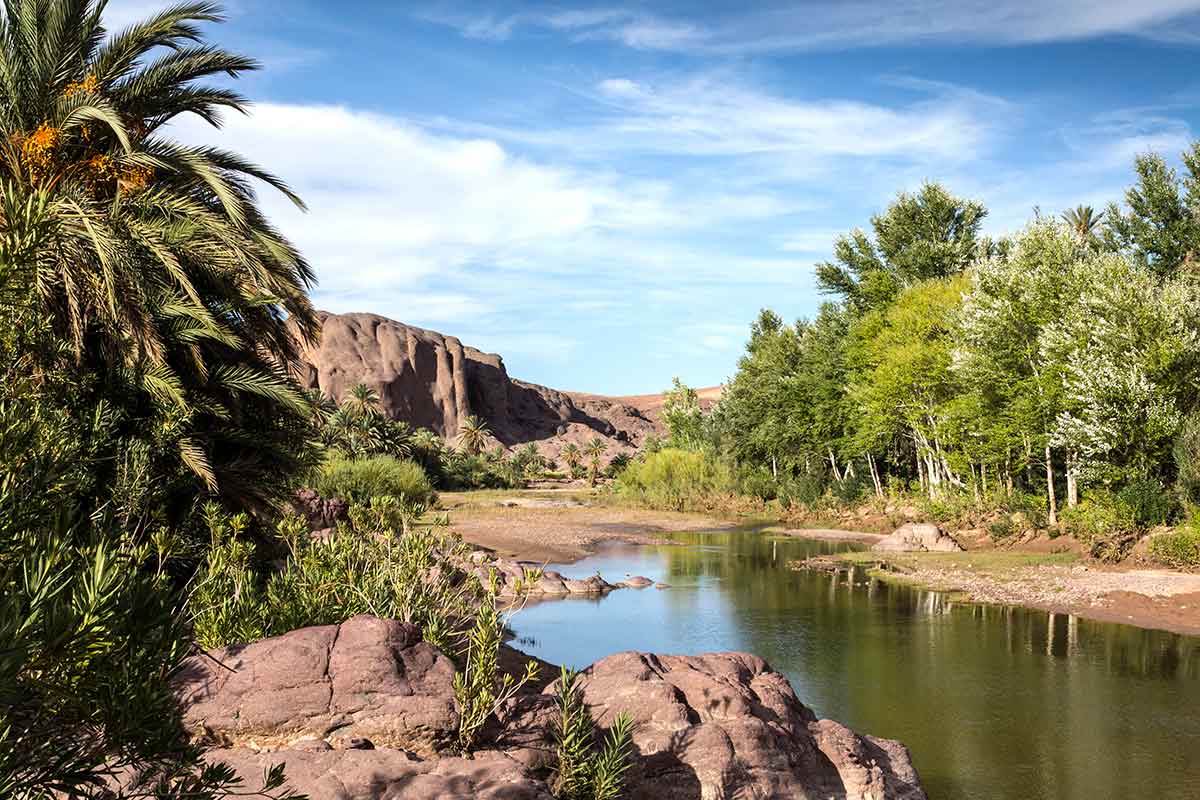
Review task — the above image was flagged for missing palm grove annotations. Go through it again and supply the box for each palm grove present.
[0,3,635,798]
[705,170,1200,562]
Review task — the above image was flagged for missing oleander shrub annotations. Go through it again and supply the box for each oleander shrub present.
[315,455,437,505]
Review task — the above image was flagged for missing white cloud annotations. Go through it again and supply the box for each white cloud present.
[424,1,1200,52]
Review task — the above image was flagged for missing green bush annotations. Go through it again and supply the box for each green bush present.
[736,465,778,501]
[777,472,825,509]
[315,455,437,505]
[190,506,479,652]
[1117,479,1176,528]
[613,448,737,512]
[551,666,636,800]
[1059,492,1136,542]
[1148,526,1200,569]
[1174,411,1200,505]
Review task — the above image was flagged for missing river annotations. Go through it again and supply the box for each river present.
[507,530,1200,800]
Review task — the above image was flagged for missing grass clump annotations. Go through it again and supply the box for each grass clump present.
[551,667,636,800]
[314,454,437,506]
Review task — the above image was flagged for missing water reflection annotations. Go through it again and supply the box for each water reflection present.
[509,531,1200,800]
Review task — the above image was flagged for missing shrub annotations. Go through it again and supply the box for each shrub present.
[1148,526,1200,569]
[551,666,636,800]
[190,506,479,652]
[315,455,437,505]
[831,471,869,505]
[1059,492,1136,542]
[453,580,539,752]
[777,472,825,509]
[736,465,778,501]
[1117,479,1176,528]
[1174,411,1200,505]
[613,448,737,512]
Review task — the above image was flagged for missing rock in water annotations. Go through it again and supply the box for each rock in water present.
[872,522,964,553]
[174,616,926,800]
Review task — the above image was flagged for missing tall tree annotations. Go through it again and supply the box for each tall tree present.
[457,415,490,456]
[1104,145,1200,278]
[0,0,319,511]
[815,182,987,314]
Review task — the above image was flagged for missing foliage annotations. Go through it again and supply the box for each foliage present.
[453,578,539,752]
[1148,524,1200,569]
[190,506,478,653]
[614,448,737,512]
[313,384,413,460]
[314,455,436,506]
[815,182,988,314]
[585,436,608,486]
[458,415,491,456]
[0,0,321,512]
[1104,145,1200,277]
[661,378,705,448]
[1116,479,1176,528]
[1059,492,1137,542]
[1173,411,1200,506]
[551,667,636,800]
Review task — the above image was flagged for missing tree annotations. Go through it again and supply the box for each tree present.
[661,378,704,448]
[584,437,608,486]
[457,415,490,456]
[1104,145,1200,278]
[560,442,582,473]
[1062,205,1104,248]
[344,383,382,418]
[815,182,987,314]
[0,0,319,511]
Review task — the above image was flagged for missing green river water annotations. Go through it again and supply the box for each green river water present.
[507,530,1200,800]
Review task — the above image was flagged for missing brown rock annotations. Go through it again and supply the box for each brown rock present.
[294,311,657,449]
[173,615,458,756]
[873,523,964,553]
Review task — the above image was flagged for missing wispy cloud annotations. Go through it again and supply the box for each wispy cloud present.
[423,1,1200,52]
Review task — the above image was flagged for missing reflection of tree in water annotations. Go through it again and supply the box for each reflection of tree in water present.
[656,531,1200,800]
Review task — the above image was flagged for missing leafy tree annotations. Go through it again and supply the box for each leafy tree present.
[1062,205,1104,248]
[1104,145,1200,277]
[344,383,382,418]
[661,377,704,449]
[815,182,987,314]
[560,442,582,473]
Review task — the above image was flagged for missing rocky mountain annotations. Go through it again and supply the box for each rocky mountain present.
[294,311,672,453]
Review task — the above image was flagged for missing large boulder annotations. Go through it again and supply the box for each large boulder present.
[497,651,925,800]
[872,522,964,553]
[174,615,459,755]
[175,617,925,800]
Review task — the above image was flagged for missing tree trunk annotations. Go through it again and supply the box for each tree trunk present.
[1044,444,1058,526]
[771,455,778,480]
[1066,451,1078,508]
[970,463,981,503]
[828,449,842,482]
[867,453,884,498]
[916,452,926,495]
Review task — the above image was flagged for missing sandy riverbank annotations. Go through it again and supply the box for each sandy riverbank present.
[806,551,1200,637]
[440,490,745,563]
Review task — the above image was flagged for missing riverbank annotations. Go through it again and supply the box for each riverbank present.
[800,550,1200,637]
[440,489,746,562]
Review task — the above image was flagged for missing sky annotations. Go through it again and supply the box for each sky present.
[112,0,1200,394]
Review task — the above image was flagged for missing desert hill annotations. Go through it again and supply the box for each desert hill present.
[295,311,720,455]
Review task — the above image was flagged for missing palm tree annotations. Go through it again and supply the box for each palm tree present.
[560,442,581,470]
[457,415,490,456]
[1062,205,1104,244]
[584,437,608,486]
[0,1,320,508]
[343,383,381,418]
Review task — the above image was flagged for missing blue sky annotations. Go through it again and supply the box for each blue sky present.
[117,0,1200,393]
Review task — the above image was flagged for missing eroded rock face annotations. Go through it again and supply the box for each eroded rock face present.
[295,311,657,449]
[176,617,925,800]
[873,522,964,553]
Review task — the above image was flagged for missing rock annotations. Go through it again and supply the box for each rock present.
[499,651,926,800]
[654,582,671,589]
[178,619,925,800]
[291,488,348,530]
[621,575,654,588]
[562,578,595,593]
[294,311,657,449]
[872,523,964,553]
[173,615,459,756]
[206,748,554,800]
[534,575,569,594]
